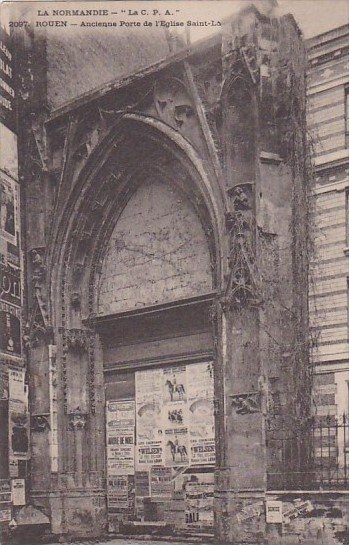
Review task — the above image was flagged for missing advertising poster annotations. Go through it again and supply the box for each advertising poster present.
[107,475,129,510]
[150,466,173,498]
[266,500,283,524]
[0,176,17,244]
[0,367,8,399]
[106,400,135,524]
[11,479,25,506]
[135,471,150,498]
[187,362,215,465]
[185,473,214,528]
[0,508,12,522]
[135,369,163,468]
[107,475,135,513]
[0,480,11,503]
[0,26,15,132]
[134,471,150,518]
[136,363,216,470]
[0,238,6,267]
[6,242,20,269]
[162,366,189,467]
[106,400,135,475]
[9,368,25,401]
[0,264,21,307]
[0,302,21,356]
[106,362,216,522]
[9,458,18,478]
[9,399,29,460]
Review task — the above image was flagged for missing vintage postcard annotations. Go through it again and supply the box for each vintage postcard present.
[0,1,348,544]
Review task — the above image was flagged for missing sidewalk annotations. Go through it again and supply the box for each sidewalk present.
[4,533,217,545]
[19,538,216,545]
[52,540,214,545]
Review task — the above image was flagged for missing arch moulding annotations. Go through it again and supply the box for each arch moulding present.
[45,112,229,477]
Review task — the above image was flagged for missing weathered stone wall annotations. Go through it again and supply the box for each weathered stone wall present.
[46,27,171,109]
[98,178,213,315]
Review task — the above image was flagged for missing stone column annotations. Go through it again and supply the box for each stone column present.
[68,409,88,488]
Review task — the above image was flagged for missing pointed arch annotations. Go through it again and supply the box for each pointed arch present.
[48,113,227,327]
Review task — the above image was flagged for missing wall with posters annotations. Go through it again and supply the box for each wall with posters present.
[0,26,16,133]
[0,24,27,533]
[105,362,215,531]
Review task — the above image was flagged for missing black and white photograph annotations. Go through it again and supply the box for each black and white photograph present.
[0,1,349,544]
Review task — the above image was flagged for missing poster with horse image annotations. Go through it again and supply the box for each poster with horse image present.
[163,365,187,403]
[135,369,164,468]
[162,366,190,467]
[164,426,190,467]
[135,364,216,471]
[187,362,215,465]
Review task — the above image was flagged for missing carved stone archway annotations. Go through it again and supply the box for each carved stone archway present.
[44,114,228,534]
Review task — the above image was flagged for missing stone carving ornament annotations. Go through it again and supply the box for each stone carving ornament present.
[154,77,196,131]
[23,314,52,350]
[30,248,46,286]
[65,329,89,354]
[231,392,261,415]
[222,184,260,309]
[31,414,50,432]
[68,408,88,431]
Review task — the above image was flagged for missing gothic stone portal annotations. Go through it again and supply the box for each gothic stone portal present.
[97,176,217,532]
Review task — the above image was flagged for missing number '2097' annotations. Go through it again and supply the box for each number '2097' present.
[9,21,30,27]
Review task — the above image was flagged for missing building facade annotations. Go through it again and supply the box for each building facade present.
[307,25,349,439]
[5,3,346,544]
[0,24,29,530]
